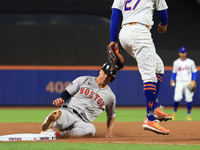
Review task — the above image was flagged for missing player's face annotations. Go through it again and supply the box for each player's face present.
[179,52,187,60]
[99,70,113,85]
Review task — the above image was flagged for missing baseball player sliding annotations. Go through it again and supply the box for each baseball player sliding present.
[107,0,172,135]
[170,47,197,121]
[40,62,118,138]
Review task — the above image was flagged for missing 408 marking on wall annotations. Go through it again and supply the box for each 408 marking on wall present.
[46,81,71,93]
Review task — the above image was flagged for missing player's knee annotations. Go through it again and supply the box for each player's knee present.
[87,123,96,136]
[143,77,157,83]
[174,98,181,102]
[185,99,193,103]
[68,123,96,137]
[156,65,164,74]
[174,94,182,102]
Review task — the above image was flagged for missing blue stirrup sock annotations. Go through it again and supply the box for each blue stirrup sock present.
[143,82,157,121]
[187,102,192,115]
[154,74,163,109]
[173,102,179,112]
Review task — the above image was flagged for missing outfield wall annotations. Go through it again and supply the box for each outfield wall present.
[0,66,199,106]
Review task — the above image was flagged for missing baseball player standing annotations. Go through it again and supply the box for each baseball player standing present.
[170,47,197,121]
[108,0,172,135]
[41,62,117,138]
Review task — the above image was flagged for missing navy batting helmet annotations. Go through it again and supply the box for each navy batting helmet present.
[101,61,117,82]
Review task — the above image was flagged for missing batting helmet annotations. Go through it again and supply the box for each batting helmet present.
[101,61,117,82]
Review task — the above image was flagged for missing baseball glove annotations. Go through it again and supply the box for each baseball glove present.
[106,46,125,70]
[187,81,197,92]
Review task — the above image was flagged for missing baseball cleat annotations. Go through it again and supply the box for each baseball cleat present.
[186,115,192,121]
[142,118,170,135]
[41,109,62,131]
[172,112,177,120]
[154,106,172,122]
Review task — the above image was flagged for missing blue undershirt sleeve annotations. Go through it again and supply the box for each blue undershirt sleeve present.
[157,9,168,26]
[60,90,71,102]
[171,73,177,80]
[192,72,197,81]
[110,8,122,42]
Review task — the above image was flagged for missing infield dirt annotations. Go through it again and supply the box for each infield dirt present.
[1,121,200,145]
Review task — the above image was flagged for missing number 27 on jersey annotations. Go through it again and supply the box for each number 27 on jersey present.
[125,0,141,11]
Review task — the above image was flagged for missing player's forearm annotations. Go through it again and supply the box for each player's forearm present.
[107,117,115,133]
[60,90,71,102]
[110,8,122,42]
[192,72,197,81]
[171,73,177,81]
[157,9,168,26]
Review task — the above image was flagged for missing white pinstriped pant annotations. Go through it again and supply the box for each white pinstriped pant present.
[174,81,194,102]
[119,23,164,83]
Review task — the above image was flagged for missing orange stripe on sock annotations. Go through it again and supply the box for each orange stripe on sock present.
[143,88,156,91]
[156,74,162,79]
[156,75,162,82]
[144,84,156,88]
[157,78,162,82]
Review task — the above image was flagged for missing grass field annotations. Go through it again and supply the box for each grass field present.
[0,107,199,122]
[1,142,200,150]
[0,107,200,150]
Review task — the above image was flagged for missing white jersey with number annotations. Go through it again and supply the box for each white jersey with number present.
[65,76,116,122]
[172,58,197,82]
[112,0,168,26]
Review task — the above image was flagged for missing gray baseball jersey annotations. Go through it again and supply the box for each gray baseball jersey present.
[64,76,116,122]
